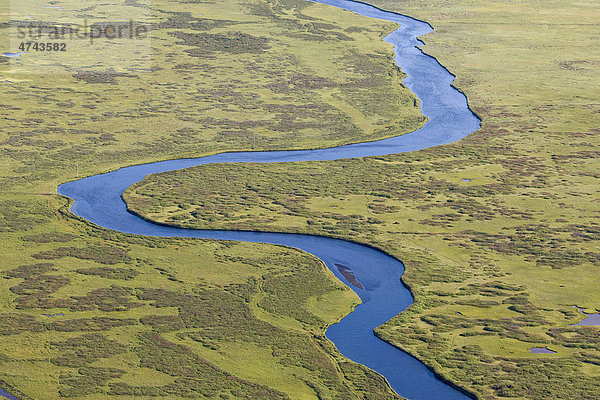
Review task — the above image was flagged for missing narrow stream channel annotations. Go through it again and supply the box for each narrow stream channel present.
[58,1,480,399]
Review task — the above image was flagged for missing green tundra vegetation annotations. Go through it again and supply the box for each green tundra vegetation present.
[0,0,424,398]
[1,0,422,186]
[0,194,401,399]
[124,0,600,399]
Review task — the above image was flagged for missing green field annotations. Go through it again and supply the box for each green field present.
[0,0,424,398]
[124,0,600,399]
[1,0,423,187]
[0,193,402,399]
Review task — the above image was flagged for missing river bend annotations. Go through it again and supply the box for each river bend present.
[58,0,480,399]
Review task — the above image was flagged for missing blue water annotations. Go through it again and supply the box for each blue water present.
[1,52,25,58]
[58,0,479,399]
[0,388,18,400]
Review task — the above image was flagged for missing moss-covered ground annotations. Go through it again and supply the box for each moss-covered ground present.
[124,0,600,398]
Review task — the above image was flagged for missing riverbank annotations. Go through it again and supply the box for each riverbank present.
[58,2,478,398]
[122,0,600,398]
[0,0,432,397]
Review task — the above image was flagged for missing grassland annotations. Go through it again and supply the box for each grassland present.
[0,193,404,399]
[0,0,425,398]
[124,0,600,398]
[1,0,423,187]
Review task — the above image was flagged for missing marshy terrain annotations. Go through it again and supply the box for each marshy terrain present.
[0,0,421,398]
[1,0,598,398]
[124,0,600,398]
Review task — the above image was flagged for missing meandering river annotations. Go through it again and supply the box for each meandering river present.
[58,0,480,398]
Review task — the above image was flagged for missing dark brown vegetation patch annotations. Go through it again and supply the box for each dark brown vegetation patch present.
[32,245,133,264]
[170,31,271,56]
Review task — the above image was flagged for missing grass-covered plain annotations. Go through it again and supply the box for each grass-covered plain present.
[0,194,404,400]
[124,0,600,398]
[0,0,424,398]
[1,0,423,187]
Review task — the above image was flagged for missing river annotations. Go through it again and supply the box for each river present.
[57,0,480,399]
